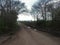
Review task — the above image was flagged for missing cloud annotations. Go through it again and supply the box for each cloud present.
[17,13,36,21]
[19,0,37,10]
[53,0,60,2]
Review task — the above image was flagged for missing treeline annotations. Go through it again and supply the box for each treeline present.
[21,7,60,37]
[0,0,25,35]
[30,0,60,37]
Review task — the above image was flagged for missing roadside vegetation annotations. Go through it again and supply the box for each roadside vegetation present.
[20,0,60,37]
[0,0,25,35]
[0,0,60,37]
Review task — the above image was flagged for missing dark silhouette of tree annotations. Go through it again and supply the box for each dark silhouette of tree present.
[0,0,25,34]
[31,0,52,20]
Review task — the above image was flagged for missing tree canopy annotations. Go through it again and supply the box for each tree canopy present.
[0,0,26,34]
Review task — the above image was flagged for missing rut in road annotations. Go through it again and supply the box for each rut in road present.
[1,24,60,45]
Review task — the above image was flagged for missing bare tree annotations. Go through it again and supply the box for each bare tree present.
[0,0,26,33]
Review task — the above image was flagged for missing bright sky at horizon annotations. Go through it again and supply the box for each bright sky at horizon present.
[18,0,37,21]
[17,13,37,21]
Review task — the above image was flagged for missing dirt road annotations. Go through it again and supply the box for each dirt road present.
[1,24,60,45]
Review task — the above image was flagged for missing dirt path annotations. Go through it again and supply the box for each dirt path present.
[1,24,60,45]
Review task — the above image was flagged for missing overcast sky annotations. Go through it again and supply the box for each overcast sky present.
[19,0,60,11]
[19,0,37,11]
[18,0,60,21]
